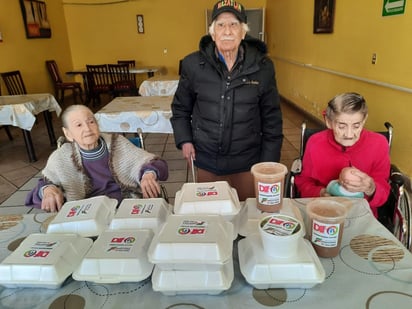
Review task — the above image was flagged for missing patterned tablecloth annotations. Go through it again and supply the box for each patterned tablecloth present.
[0,197,411,309]
[0,93,62,131]
[94,96,173,134]
[139,75,179,96]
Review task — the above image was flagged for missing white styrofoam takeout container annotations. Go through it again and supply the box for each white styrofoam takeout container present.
[151,258,234,296]
[46,196,118,237]
[73,229,154,283]
[174,181,241,221]
[238,233,325,289]
[148,214,234,270]
[238,198,305,237]
[0,233,93,289]
[109,198,170,232]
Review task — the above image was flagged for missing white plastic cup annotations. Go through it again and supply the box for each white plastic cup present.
[306,199,348,258]
[258,214,304,258]
[251,162,288,212]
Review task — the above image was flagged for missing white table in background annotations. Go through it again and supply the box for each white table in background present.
[139,75,179,96]
[0,93,61,162]
[94,95,173,134]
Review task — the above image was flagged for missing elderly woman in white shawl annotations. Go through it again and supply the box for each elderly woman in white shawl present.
[26,104,168,212]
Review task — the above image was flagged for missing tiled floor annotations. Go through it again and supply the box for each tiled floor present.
[0,95,321,215]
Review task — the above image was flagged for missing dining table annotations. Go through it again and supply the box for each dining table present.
[0,93,62,162]
[0,197,411,309]
[94,95,173,134]
[138,75,179,96]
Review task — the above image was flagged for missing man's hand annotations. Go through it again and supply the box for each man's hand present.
[182,142,196,166]
[141,171,161,198]
[41,186,64,212]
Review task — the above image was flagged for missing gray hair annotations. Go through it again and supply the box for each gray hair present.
[61,104,95,128]
[208,20,250,36]
[325,92,368,120]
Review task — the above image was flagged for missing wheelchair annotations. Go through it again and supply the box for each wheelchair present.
[285,121,412,252]
[57,128,169,203]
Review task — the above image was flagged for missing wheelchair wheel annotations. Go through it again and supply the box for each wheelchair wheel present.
[393,185,412,252]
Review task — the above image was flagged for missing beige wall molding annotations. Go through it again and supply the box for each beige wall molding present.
[274,56,412,95]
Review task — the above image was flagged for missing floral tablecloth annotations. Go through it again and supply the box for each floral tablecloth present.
[0,198,411,309]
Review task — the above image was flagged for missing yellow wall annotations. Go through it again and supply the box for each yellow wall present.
[266,0,412,176]
[62,0,264,84]
[0,0,264,92]
[0,0,73,94]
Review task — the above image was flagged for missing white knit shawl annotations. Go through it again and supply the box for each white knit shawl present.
[42,133,156,201]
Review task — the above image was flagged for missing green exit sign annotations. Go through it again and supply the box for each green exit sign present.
[383,0,406,16]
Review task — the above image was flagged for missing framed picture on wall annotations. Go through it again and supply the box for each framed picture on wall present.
[313,0,335,34]
[19,0,51,39]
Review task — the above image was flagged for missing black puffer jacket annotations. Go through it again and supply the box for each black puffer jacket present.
[171,35,283,175]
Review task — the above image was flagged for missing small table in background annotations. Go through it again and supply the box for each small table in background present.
[94,95,173,134]
[0,93,61,162]
[139,75,179,96]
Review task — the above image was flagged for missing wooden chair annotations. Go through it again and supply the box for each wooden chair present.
[0,70,27,95]
[45,60,83,104]
[117,60,136,68]
[0,86,13,140]
[86,64,113,105]
[117,60,137,91]
[108,63,138,97]
[0,70,55,161]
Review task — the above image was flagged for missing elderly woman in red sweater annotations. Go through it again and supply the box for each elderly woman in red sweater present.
[295,92,391,218]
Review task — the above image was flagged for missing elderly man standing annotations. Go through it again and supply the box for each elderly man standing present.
[171,0,283,201]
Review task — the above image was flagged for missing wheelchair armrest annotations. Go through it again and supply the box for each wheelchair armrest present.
[390,164,405,187]
[284,158,302,198]
[290,158,302,175]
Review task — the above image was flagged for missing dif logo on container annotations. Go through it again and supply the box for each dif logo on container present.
[178,228,206,235]
[24,250,50,258]
[313,222,339,235]
[258,183,280,194]
[111,237,136,244]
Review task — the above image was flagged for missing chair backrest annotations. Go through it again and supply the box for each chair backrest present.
[117,60,135,68]
[108,63,132,84]
[178,59,183,75]
[45,60,63,84]
[86,64,111,87]
[0,70,27,95]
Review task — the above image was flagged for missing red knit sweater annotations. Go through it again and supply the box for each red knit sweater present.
[295,129,391,218]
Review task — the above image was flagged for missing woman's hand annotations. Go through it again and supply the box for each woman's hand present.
[41,185,64,212]
[339,167,376,196]
[320,188,331,197]
[141,171,161,198]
